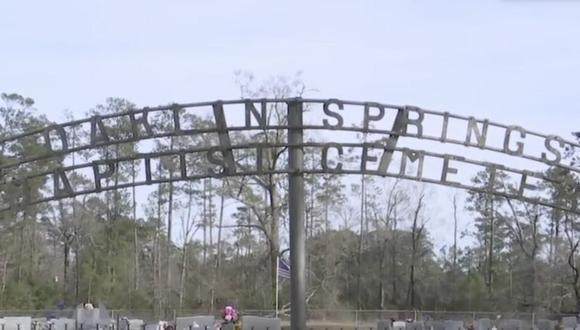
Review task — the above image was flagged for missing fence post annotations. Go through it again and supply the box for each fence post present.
[355,310,359,326]
[532,313,535,327]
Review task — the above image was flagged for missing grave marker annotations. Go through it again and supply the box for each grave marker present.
[241,316,281,330]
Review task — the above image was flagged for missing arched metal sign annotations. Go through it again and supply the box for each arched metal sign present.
[1,98,579,329]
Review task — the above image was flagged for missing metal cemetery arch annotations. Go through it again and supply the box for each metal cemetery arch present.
[1,98,579,329]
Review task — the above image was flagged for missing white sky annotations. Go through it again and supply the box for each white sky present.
[1,0,579,253]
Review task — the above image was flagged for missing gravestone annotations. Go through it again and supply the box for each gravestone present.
[444,320,465,330]
[377,320,393,330]
[241,316,281,330]
[76,309,98,329]
[393,321,407,330]
[119,319,144,330]
[477,319,493,330]
[76,305,111,330]
[3,317,32,330]
[497,319,521,330]
[52,318,76,330]
[222,324,235,330]
[562,317,576,329]
[406,321,425,330]
[144,324,161,330]
[32,318,47,330]
[175,316,215,330]
[432,321,446,330]
[536,319,556,330]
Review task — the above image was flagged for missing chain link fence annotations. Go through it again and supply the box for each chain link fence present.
[107,309,552,327]
[0,309,575,328]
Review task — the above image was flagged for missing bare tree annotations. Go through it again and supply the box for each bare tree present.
[407,192,426,308]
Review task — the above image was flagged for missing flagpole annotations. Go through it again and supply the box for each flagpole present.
[275,255,280,318]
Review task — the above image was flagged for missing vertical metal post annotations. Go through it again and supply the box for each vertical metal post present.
[287,99,306,330]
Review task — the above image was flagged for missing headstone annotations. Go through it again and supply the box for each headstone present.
[3,317,32,330]
[77,307,99,329]
[175,316,215,330]
[98,304,110,323]
[406,321,425,330]
[144,324,160,330]
[32,318,47,330]
[222,324,235,330]
[32,318,47,325]
[52,318,76,330]
[444,320,465,330]
[432,321,446,330]
[497,319,521,330]
[393,321,407,330]
[76,305,112,330]
[241,316,281,330]
[378,320,393,330]
[537,320,556,330]
[562,317,576,329]
[477,319,493,330]
[119,319,144,330]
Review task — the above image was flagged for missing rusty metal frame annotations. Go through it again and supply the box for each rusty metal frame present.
[1,98,579,330]
[1,99,579,175]
[0,142,576,213]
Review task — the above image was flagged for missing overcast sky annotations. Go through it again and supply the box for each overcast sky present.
[1,0,579,252]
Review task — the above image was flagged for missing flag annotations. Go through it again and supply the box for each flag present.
[278,257,291,279]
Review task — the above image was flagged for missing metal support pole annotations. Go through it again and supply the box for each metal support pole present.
[287,100,306,330]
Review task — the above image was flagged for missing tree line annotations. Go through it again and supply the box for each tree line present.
[0,74,579,319]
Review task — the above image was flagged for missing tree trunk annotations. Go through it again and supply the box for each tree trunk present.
[63,240,70,304]
[29,211,36,282]
[57,199,69,304]
[356,174,366,309]
[391,206,398,306]
[154,164,163,318]
[211,180,226,313]
[268,173,280,308]
[165,137,175,314]
[75,237,81,304]
[453,194,458,271]
[203,179,208,266]
[452,193,459,305]
[17,215,24,284]
[208,178,213,260]
[178,244,188,311]
[407,195,423,309]
[166,182,174,307]
[132,161,140,293]
[0,256,8,307]
[379,239,386,309]
[529,214,539,312]
[487,196,495,297]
